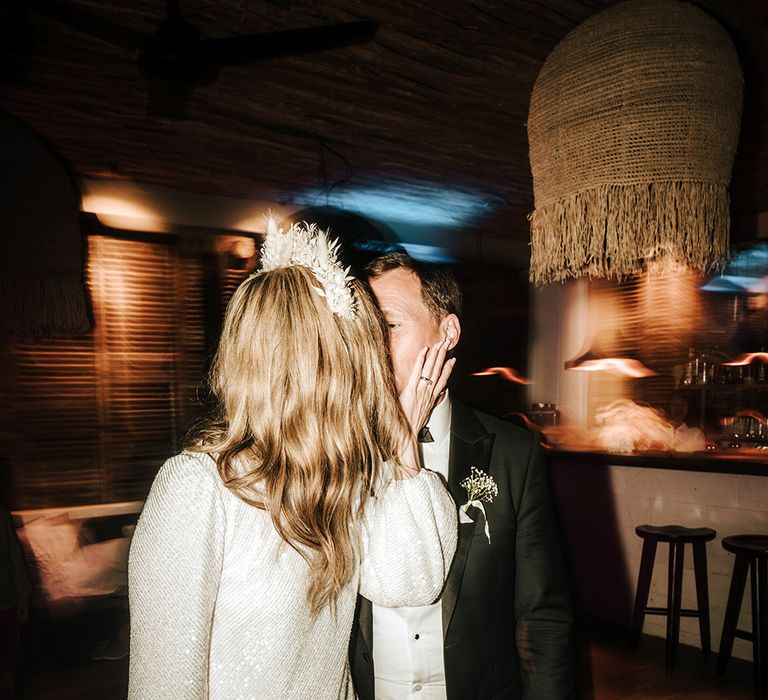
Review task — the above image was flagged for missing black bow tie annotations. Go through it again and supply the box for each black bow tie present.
[418,426,435,443]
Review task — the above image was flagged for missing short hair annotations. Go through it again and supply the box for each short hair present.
[365,252,463,322]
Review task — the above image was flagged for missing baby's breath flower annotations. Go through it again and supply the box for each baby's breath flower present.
[460,467,498,504]
[459,467,497,543]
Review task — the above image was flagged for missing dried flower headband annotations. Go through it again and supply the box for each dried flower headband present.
[256,215,356,321]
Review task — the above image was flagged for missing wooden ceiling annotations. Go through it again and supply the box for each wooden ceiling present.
[1,0,766,249]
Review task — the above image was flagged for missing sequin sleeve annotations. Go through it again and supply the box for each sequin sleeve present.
[128,453,225,699]
[358,468,457,607]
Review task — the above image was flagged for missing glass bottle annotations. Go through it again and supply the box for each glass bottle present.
[683,347,694,386]
[699,348,709,385]
[692,347,701,385]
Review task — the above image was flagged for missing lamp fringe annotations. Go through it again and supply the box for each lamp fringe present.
[528,181,730,284]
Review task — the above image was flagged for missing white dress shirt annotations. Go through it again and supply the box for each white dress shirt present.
[372,394,452,700]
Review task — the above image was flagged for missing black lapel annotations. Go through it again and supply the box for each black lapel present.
[441,399,495,637]
[359,595,373,653]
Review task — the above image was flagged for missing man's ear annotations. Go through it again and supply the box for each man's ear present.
[441,314,461,351]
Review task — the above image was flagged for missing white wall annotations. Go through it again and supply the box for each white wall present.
[528,278,590,428]
[607,465,767,662]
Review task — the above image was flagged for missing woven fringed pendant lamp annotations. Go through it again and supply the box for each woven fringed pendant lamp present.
[527,0,743,285]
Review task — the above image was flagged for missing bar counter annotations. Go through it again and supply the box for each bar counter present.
[546,448,768,662]
[548,447,768,476]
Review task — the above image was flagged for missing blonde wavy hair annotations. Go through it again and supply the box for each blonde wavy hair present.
[190,265,410,612]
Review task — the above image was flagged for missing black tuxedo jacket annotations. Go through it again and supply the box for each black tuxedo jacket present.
[350,400,574,699]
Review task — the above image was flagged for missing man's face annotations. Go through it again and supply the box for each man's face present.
[369,268,445,394]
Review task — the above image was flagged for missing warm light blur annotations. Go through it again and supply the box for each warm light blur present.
[228,237,256,259]
[538,398,705,453]
[641,261,700,352]
[13,502,140,612]
[730,409,767,423]
[82,178,293,234]
[472,366,531,384]
[88,237,132,311]
[586,287,624,350]
[216,234,257,260]
[593,399,674,453]
[81,194,169,232]
[568,357,656,378]
[724,352,768,366]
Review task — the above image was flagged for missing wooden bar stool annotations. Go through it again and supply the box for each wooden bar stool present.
[630,524,716,673]
[717,534,768,699]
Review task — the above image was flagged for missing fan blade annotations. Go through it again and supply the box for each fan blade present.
[137,9,218,84]
[145,75,196,118]
[29,0,144,52]
[202,20,378,67]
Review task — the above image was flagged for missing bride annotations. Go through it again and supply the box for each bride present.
[127,218,457,699]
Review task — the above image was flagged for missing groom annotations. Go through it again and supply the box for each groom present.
[350,253,574,699]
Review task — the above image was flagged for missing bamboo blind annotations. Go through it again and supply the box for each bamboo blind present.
[1,229,252,510]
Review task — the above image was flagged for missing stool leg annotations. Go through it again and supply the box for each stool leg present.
[693,541,712,656]
[665,542,675,671]
[667,541,685,674]
[718,554,750,676]
[753,557,767,699]
[631,537,657,648]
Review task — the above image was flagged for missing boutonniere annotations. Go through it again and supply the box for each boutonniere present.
[460,467,498,543]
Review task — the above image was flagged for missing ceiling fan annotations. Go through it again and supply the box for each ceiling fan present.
[30,0,379,117]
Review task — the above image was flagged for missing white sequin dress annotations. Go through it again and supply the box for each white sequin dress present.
[128,452,457,699]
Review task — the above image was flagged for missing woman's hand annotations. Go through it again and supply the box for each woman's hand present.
[392,338,456,479]
[400,337,456,434]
